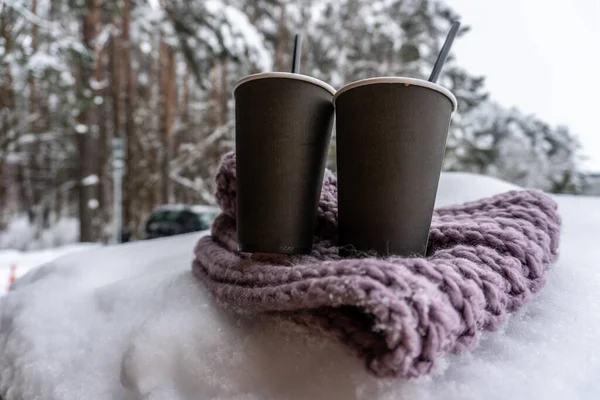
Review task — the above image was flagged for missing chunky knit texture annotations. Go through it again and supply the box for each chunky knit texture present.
[192,152,561,378]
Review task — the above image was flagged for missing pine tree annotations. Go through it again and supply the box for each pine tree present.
[0,0,588,249]
[447,101,585,193]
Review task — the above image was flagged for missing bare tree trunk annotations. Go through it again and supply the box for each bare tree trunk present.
[181,70,190,145]
[25,0,40,224]
[39,1,54,228]
[166,46,176,204]
[160,41,176,204]
[29,0,38,146]
[29,0,53,230]
[108,35,121,240]
[176,70,191,203]
[77,0,101,242]
[274,2,289,71]
[95,39,107,240]
[210,56,220,128]
[49,0,57,18]
[109,35,121,145]
[219,56,228,127]
[122,0,135,232]
[159,40,167,204]
[0,5,15,222]
[147,34,160,213]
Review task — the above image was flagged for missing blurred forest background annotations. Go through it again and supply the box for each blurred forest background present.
[0,0,590,249]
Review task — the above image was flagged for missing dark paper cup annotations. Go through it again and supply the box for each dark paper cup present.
[334,77,457,257]
[234,72,335,255]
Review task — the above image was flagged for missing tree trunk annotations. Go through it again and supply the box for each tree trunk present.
[122,0,135,232]
[109,35,121,142]
[176,70,191,203]
[49,0,57,18]
[219,56,228,127]
[95,39,107,240]
[0,5,15,222]
[274,3,289,71]
[210,56,220,128]
[77,0,102,242]
[160,41,176,204]
[29,0,53,230]
[108,35,122,240]
[26,0,40,224]
[181,70,190,145]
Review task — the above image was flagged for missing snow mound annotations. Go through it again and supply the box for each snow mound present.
[435,171,521,207]
[1,172,600,400]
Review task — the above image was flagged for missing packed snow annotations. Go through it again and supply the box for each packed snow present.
[1,172,599,400]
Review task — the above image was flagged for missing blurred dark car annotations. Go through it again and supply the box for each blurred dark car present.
[144,205,219,240]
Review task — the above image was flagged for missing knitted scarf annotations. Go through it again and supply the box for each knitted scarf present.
[192,152,561,378]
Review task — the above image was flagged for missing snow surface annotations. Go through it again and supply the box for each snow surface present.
[1,172,600,400]
[0,244,98,296]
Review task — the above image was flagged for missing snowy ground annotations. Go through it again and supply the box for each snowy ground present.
[1,172,599,400]
[0,244,98,296]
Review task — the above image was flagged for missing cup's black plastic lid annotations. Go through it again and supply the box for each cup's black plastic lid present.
[333,77,457,112]
[233,72,337,96]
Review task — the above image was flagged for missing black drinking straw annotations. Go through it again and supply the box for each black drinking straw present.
[428,21,461,83]
[291,34,302,73]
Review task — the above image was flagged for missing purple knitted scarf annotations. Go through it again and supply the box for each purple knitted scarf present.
[192,152,561,378]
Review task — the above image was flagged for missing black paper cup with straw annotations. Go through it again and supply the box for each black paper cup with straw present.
[334,22,460,257]
[234,34,336,255]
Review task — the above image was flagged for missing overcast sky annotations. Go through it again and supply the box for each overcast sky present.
[446,0,600,172]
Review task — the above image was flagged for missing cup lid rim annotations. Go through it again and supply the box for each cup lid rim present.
[333,77,457,112]
[233,72,336,96]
